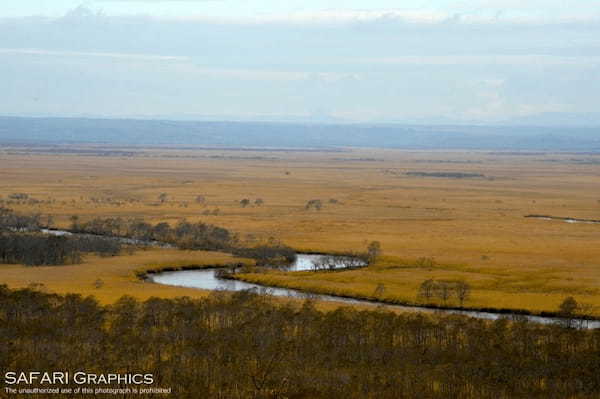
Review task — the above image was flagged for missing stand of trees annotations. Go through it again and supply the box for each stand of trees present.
[0,208,295,266]
[0,208,122,266]
[232,245,296,265]
[311,254,368,270]
[418,279,472,306]
[305,199,323,210]
[0,207,43,231]
[0,233,122,266]
[71,217,235,251]
[2,286,600,398]
[558,296,596,328]
[71,216,296,264]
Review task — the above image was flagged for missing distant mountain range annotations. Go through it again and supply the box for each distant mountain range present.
[376,112,600,127]
[500,112,600,127]
[0,115,598,151]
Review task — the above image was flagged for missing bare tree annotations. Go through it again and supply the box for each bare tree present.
[158,193,168,203]
[373,283,386,298]
[455,281,471,307]
[305,199,322,211]
[45,214,55,228]
[240,199,251,208]
[558,296,579,328]
[559,296,578,315]
[415,257,436,268]
[69,215,80,230]
[27,282,46,291]
[418,279,435,302]
[438,282,452,305]
[312,256,335,270]
[367,241,381,263]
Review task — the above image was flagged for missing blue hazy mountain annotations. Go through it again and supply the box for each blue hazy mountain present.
[0,116,598,151]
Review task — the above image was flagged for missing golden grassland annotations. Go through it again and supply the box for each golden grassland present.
[0,248,243,303]
[1,147,600,313]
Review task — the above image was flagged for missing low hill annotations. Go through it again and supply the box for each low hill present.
[1,116,599,151]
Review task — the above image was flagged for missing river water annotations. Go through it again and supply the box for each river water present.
[38,229,599,328]
[526,216,600,225]
[148,255,600,329]
[41,228,174,247]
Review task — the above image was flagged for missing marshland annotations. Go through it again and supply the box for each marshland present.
[2,145,600,397]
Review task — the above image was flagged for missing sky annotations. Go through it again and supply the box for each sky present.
[3,0,600,20]
[1,1,599,123]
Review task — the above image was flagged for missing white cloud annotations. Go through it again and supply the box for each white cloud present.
[0,48,187,62]
[1,7,599,122]
[0,47,360,83]
[154,7,600,25]
[358,55,600,67]
[184,66,359,83]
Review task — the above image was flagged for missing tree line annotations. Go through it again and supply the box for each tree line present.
[0,206,44,231]
[0,208,296,266]
[70,216,233,249]
[0,233,122,266]
[1,285,600,398]
[1,208,376,268]
[308,242,380,270]
[418,279,472,306]
[311,254,367,270]
[0,208,122,266]
[70,216,295,264]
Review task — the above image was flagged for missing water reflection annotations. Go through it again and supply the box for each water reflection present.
[149,255,600,329]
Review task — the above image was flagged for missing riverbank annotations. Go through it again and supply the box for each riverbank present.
[143,258,598,326]
[4,150,600,316]
[0,249,247,304]
[229,271,599,324]
[227,255,600,319]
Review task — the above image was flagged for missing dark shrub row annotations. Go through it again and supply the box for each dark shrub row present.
[2,286,600,398]
[0,207,43,231]
[0,233,121,266]
[72,216,296,264]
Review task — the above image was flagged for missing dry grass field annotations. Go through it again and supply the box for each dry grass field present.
[0,248,244,303]
[1,145,600,314]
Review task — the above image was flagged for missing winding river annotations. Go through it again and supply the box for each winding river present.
[149,255,362,297]
[148,254,600,329]
[38,229,600,329]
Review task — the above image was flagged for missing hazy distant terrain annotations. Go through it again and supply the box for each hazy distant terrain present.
[1,116,599,151]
